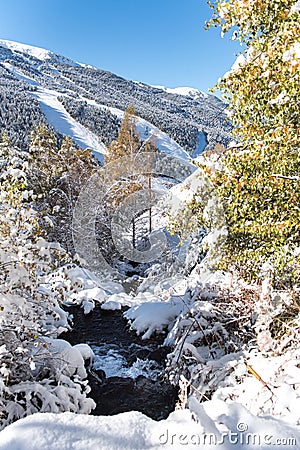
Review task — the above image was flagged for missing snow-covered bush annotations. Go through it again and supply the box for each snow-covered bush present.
[0,138,94,430]
[163,268,300,425]
[204,0,300,283]
[170,0,300,287]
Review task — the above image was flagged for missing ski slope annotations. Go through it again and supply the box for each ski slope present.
[2,61,106,161]
[81,97,192,162]
[32,88,107,162]
[2,48,195,165]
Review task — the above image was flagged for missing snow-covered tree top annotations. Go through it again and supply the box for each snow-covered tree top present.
[0,39,51,60]
[0,39,79,66]
[151,85,208,99]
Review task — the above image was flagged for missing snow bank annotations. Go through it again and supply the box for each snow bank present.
[1,401,299,450]
[45,265,135,313]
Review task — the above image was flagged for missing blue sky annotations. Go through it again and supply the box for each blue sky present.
[0,0,241,93]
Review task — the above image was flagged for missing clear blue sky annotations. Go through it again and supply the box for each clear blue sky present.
[0,0,241,93]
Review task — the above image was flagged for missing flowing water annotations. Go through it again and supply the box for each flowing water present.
[60,304,178,420]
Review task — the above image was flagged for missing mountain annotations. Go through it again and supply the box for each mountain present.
[0,39,232,161]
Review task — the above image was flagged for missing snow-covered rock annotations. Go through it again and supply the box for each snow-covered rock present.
[37,338,87,379]
[124,298,184,340]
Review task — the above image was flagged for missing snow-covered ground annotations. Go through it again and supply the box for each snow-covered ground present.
[81,96,192,162]
[32,88,107,162]
[2,61,107,161]
[2,261,300,448]
[1,401,299,450]
[2,216,300,448]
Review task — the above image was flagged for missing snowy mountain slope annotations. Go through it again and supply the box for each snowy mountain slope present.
[0,39,232,158]
[81,97,191,161]
[152,84,208,99]
[0,39,53,61]
[32,88,107,162]
[0,39,79,66]
[1,61,106,160]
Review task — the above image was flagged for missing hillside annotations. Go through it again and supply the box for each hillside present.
[0,39,232,159]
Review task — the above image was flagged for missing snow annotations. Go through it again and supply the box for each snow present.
[1,44,196,164]
[0,39,79,66]
[31,88,107,161]
[283,42,300,63]
[165,166,204,217]
[36,337,87,379]
[81,97,192,162]
[0,39,52,61]
[152,85,208,99]
[68,286,109,305]
[136,117,191,161]
[230,54,247,71]
[1,401,300,450]
[2,63,107,161]
[73,344,94,367]
[101,299,122,310]
[2,62,39,86]
[124,297,184,340]
[211,348,300,426]
[65,266,104,290]
[291,0,300,14]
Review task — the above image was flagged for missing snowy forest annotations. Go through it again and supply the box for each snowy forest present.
[0,1,300,449]
[0,42,232,156]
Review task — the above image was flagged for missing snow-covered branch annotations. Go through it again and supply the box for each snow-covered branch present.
[271,173,300,181]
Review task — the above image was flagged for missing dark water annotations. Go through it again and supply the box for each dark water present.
[60,305,178,420]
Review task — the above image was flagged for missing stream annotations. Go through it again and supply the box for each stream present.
[60,304,178,421]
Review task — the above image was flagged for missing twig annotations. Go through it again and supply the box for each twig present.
[271,174,299,181]
[245,360,274,394]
